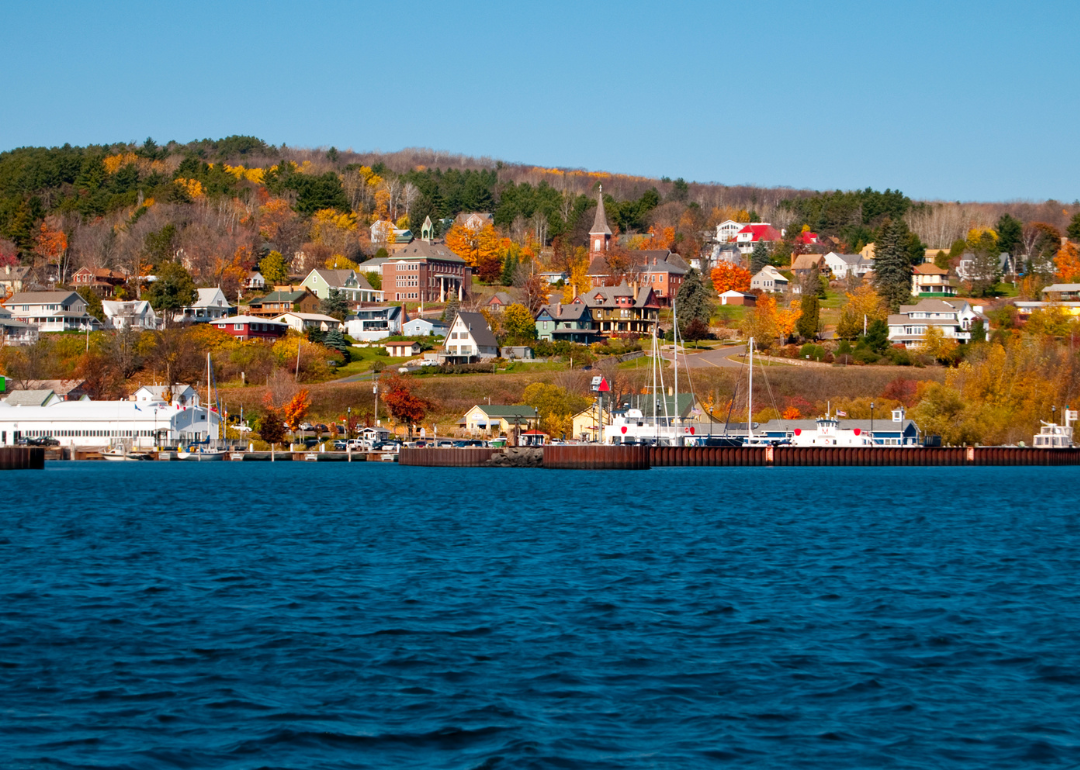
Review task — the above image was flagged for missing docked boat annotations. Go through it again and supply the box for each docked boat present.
[102,440,153,461]
[1033,408,1075,448]
[176,353,227,460]
[790,409,874,447]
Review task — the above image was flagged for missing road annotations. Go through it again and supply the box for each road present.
[663,345,747,369]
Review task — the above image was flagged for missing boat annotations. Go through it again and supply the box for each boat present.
[1033,407,1075,448]
[102,439,153,461]
[177,353,227,461]
[789,407,875,447]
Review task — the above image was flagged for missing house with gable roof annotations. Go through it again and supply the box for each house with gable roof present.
[300,267,381,303]
[3,291,99,332]
[535,302,600,344]
[572,282,659,338]
[887,298,989,347]
[735,223,783,255]
[441,310,499,362]
[175,287,232,324]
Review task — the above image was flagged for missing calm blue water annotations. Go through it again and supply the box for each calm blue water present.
[2,463,1079,769]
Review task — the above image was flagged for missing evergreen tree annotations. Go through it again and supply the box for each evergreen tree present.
[859,318,890,353]
[872,219,914,312]
[324,327,351,362]
[76,286,105,322]
[749,241,769,274]
[797,292,820,340]
[145,261,197,315]
[501,253,517,286]
[1068,212,1080,243]
[441,293,460,322]
[966,230,1002,297]
[674,268,713,339]
[320,288,349,321]
[997,213,1024,257]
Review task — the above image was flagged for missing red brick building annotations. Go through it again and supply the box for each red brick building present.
[381,241,472,303]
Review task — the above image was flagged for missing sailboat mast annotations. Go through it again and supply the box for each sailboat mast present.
[748,337,754,441]
[672,295,679,445]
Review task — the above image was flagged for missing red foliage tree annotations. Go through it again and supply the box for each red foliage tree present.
[382,375,432,435]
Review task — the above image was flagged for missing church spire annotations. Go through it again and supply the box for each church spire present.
[590,184,612,236]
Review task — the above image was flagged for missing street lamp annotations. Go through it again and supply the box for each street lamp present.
[372,376,379,426]
[870,401,875,446]
[346,405,351,440]
[1052,404,1057,425]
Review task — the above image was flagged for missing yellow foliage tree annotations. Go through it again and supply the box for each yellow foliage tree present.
[920,325,958,364]
[445,223,500,272]
[174,178,205,199]
[562,248,591,303]
[837,284,888,339]
[1054,241,1080,282]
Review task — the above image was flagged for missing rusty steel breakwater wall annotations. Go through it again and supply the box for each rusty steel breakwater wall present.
[544,445,650,470]
[400,447,497,467]
[0,446,45,470]
[649,446,1080,467]
[402,445,1080,470]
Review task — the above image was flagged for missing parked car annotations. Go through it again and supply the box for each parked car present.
[299,422,314,431]
[315,424,329,434]
[333,440,348,450]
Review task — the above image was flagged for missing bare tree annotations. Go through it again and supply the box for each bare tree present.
[403,182,420,224]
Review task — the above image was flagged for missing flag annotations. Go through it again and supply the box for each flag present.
[836,410,847,417]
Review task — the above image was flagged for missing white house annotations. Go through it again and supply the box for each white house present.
[175,287,231,324]
[272,312,343,334]
[442,311,499,362]
[735,223,783,255]
[345,306,406,342]
[0,305,38,345]
[299,268,382,303]
[133,384,200,408]
[0,394,222,448]
[714,220,745,243]
[402,317,449,337]
[750,266,789,293]
[3,291,99,332]
[822,252,873,279]
[887,299,988,347]
[102,300,159,330]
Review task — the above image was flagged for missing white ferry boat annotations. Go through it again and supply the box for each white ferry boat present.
[790,409,875,447]
[1033,408,1075,448]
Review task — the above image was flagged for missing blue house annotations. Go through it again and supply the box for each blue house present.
[535,302,600,344]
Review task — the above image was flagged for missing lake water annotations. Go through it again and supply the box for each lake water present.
[2,462,1079,769]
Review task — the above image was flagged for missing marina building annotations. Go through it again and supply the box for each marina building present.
[0,391,222,448]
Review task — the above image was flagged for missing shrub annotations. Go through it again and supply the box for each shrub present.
[853,347,880,365]
[799,343,826,361]
[823,352,835,363]
[836,340,853,355]
[884,347,912,366]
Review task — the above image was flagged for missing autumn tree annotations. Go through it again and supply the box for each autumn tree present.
[710,263,751,294]
[32,221,69,284]
[837,284,887,339]
[520,382,589,437]
[920,325,958,364]
[872,218,914,312]
[965,227,1001,297]
[259,251,289,285]
[502,303,537,344]
[1054,242,1080,282]
[740,294,778,349]
[445,222,500,276]
[561,247,591,302]
[283,389,312,431]
[382,375,432,436]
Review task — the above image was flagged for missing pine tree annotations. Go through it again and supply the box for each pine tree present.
[749,241,769,274]
[796,292,819,340]
[501,253,517,286]
[675,268,713,339]
[441,293,460,322]
[872,219,914,312]
[320,288,349,321]
[1068,212,1080,243]
[996,213,1024,257]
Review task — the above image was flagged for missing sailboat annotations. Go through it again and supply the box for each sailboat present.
[177,353,226,461]
[102,401,153,460]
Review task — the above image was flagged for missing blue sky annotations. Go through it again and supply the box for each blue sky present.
[2,0,1077,202]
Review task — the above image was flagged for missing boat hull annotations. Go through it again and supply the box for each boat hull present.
[176,451,226,461]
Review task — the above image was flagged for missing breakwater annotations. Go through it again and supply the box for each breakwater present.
[0,446,45,470]
[397,444,1080,469]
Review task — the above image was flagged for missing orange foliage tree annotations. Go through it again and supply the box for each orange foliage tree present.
[33,222,69,282]
[282,389,312,431]
[711,263,751,294]
[1055,242,1080,282]
[445,223,500,275]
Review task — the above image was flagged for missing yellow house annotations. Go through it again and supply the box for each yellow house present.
[458,405,538,435]
[572,404,612,441]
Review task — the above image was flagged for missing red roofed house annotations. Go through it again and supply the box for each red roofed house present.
[793,230,819,246]
[735,224,783,255]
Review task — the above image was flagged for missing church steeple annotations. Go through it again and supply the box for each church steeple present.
[590,185,612,254]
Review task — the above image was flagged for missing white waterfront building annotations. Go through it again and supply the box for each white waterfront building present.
[0,391,222,448]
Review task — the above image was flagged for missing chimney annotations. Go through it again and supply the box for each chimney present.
[557,304,562,317]
[632,282,639,302]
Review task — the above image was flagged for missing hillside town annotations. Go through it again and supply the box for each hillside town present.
[0,140,1078,454]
